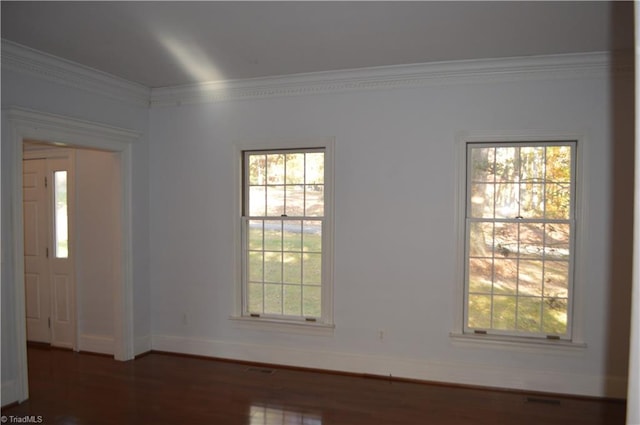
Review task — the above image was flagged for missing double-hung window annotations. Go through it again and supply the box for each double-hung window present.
[464,141,576,339]
[241,148,331,324]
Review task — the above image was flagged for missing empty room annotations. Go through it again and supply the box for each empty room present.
[1,2,639,424]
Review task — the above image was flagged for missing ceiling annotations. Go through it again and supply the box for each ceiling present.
[1,1,634,89]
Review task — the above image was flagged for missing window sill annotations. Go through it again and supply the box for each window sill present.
[229,315,335,336]
[449,332,587,353]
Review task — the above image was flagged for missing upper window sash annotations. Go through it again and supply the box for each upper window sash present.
[243,148,326,219]
[466,142,576,222]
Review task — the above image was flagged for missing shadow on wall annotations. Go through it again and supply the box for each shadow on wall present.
[605,0,635,399]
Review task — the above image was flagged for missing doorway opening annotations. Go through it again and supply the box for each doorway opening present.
[23,144,77,349]
[8,107,140,403]
[23,142,122,355]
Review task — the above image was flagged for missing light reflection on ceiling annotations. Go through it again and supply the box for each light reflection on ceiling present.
[157,34,226,85]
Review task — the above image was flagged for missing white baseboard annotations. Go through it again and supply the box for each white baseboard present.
[1,379,18,407]
[151,334,627,398]
[78,334,114,355]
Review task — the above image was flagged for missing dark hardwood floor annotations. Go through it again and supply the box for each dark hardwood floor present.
[2,346,626,425]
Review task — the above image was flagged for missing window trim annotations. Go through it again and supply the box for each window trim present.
[452,131,587,348]
[231,138,335,331]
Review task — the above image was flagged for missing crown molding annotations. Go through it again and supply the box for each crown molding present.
[1,39,150,107]
[150,51,630,108]
[2,37,631,109]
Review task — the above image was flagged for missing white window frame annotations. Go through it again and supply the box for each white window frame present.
[231,138,335,333]
[452,131,587,348]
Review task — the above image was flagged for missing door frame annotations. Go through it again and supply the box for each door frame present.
[8,107,141,402]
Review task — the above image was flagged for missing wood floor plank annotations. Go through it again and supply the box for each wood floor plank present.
[1,346,627,424]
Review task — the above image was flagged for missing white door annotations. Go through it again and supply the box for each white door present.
[23,159,51,343]
[23,153,76,349]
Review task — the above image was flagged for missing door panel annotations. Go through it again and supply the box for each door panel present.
[24,274,42,320]
[23,202,39,256]
[23,159,51,343]
[53,274,70,322]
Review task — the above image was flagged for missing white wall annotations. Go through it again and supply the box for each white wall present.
[75,149,121,354]
[149,61,634,398]
[1,65,151,405]
[626,4,640,423]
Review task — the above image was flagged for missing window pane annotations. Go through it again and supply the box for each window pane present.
[248,283,263,313]
[283,252,302,284]
[494,147,518,182]
[266,185,285,216]
[545,145,572,183]
[266,154,285,184]
[305,184,324,216]
[495,183,519,218]
[545,183,571,219]
[303,253,322,284]
[283,221,302,251]
[519,146,545,182]
[305,153,324,184]
[494,222,518,259]
[493,259,517,294]
[469,147,496,182]
[518,260,543,296]
[517,297,542,332]
[543,298,568,334]
[54,171,68,258]
[249,186,266,216]
[469,222,493,257]
[285,154,305,184]
[264,252,282,283]
[248,154,266,185]
[468,294,491,328]
[545,223,570,259]
[285,185,305,216]
[302,286,321,317]
[519,183,544,218]
[264,221,282,250]
[303,221,322,252]
[264,284,282,315]
[469,183,494,218]
[544,261,569,298]
[468,258,492,293]
[248,252,264,282]
[284,285,302,316]
[248,220,263,250]
[492,295,516,330]
[519,223,544,259]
